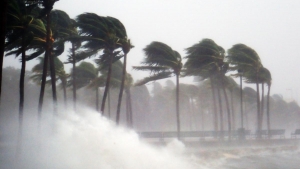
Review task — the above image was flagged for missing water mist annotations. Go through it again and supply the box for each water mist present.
[0,108,206,169]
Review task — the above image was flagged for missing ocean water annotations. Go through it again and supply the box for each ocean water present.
[0,108,299,169]
[214,150,300,169]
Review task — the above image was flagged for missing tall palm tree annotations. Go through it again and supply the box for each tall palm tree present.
[65,19,81,111]
[227,44,262,137]
[133,41,182,139]
[184,39,232,138]
[243,67,272,135]
[76,13,127,114]
[116,39,133,124]
[5,0,47,128]
[35,0,59,116]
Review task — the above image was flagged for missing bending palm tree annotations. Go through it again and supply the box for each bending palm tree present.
[5,0,47,128]
[184,39,232,138]
[133,41,182,139]
[243,67,272,136]
[65,19,81,111]
[116,39,133,124]
[76,13,127,114]
[227,44,263,138]
[35,0,59,116]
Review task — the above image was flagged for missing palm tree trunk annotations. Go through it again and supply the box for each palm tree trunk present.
[266,84,271,139]
[19,34,26,133]
[126,91,130,126]
[49,55,57,114]
[221,77,231,140]
[256,73,261,138]
[230,89,235,131]
[217,85,224,139]
[200,102,204,131]
[260,83,265,131]
[239,74,244,129]
[126,88,133,128]
[108,88,111,118]
[44,12,58,115]
[101,49,113,114]
[210,77,218,132]
[96,86,99,111]
[62,80,67,109]
[71,43,77,111]
[116,53,127,124]
[176,74,180,140]
[0,0,8,100]
[244,101,249,129]
[38,12,52,120]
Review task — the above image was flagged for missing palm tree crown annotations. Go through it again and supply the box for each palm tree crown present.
[133,41,182,85]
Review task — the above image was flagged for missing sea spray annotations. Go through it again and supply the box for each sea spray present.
[2,108,206,169]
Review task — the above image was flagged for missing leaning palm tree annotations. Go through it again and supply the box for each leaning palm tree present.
[35,0,59,116]
[5,0,47,128]
[64,19,81,111]
[184,39,232,139]
[243,67,272,135]
[76,13,127,114]
[227,44,263,137]
[133,41,182,139]
[116,39,133,124]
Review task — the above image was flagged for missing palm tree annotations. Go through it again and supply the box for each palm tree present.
[65,19,81,111]
[5,0,47,128]
[133,41,182,139]
[243,67,272,135]
[227,44,262,137]
[35,0,59,116]
[184,39,232,139]
[76,13,127,114]
[96,60,124,116]
[116,39,133,124]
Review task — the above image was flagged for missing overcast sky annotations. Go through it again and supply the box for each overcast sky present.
[4,0,300,102]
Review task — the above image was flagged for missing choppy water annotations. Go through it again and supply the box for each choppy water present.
[215,151,300,169]
[0,108,299,169]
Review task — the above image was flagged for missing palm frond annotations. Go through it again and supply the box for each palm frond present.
[134,72,173,86]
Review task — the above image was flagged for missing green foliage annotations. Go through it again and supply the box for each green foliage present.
[184,39,224,79]
[227,44,262,73]
[133,41,182,86]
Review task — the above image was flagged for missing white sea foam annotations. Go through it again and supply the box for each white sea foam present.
[2,108,208,169]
